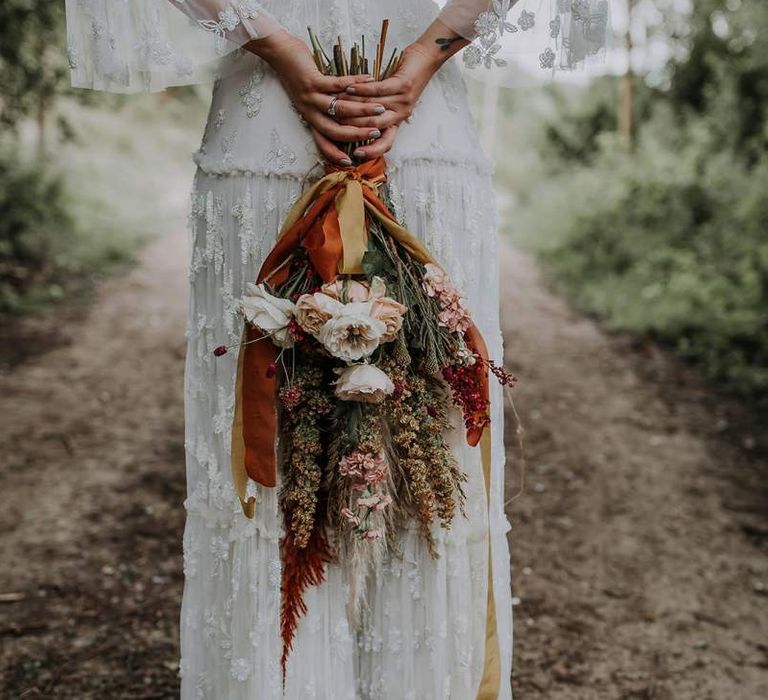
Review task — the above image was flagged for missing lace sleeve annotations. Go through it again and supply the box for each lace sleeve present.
[65,0,281,93]
[437,0,611,75]
[169,1,281,46]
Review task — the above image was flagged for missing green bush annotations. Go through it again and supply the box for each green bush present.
[0,150,75,313]
[497,0,768,404]
[536,139,768,400]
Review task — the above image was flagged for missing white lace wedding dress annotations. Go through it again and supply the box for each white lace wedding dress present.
[66,1,527,697]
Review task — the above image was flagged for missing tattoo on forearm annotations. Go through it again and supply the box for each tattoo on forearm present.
[435,36,463,52]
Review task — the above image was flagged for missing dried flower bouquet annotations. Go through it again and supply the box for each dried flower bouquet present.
[216,21,516,676]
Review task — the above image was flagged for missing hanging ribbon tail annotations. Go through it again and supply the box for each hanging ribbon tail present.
[231,325,279,518]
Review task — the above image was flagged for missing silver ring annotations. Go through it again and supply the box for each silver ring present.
[327,96,339,117]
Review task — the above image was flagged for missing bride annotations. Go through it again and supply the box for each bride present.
[65,1,605,697]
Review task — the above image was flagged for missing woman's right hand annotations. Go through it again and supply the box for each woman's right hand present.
[246,30,387,165]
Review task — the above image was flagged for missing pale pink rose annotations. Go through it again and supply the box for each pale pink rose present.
[334,364,394,403]
[321,279,371,303]
[295,292,343,337]
[363,529,382,541]
[371,296,407,343]
[374,494,393,512]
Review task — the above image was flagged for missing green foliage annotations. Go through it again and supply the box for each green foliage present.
[535,138,768,399]
[541,77,653,166]
[0,146,141,315]
[499,0,768,403]
[0,150,74,312]
[0,0,67,131]
[0,96,205,316]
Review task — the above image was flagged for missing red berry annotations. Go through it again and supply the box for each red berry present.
[266,362,277,379]
[213,345,228,357]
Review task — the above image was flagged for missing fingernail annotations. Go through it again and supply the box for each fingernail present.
[346,87,356,94]
[353,149,365,159]
[339,158,353,166]
[373,106,385,115]
[369,129,381,138]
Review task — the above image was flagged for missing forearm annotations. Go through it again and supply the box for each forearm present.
[243,29,305,67]
[412,20,471,73]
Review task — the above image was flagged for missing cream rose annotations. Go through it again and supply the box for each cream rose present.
[318,303,386,361]
[239,283,296,348]
[295,292,343,337]
[334,364,395,403]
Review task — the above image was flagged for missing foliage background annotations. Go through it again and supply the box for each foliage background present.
[0,0,205,316]
[497,0,768,404]
[3,0,763,400]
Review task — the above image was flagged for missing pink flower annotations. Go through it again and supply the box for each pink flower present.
[422,263,456,298]
[339,457,363,478]
[374,494,393,512]
[339,451,377,479]
[334,364,394,403]
[340,507,361,527]
[356,494,381,509]
[423,264,473,334]
[363,452,388,484]
[437,297,472,334]
[363,529,382,541]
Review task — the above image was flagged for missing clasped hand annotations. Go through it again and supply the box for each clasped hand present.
[255,33,439,166]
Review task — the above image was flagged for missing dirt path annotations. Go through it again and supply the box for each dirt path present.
[501,248,768,699]
[1,225,766,698]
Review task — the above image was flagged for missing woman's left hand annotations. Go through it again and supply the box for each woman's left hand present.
[338,43,441,159]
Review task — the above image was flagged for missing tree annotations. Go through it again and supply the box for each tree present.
[0,1,68,153]
[668,0,768,160]
[619,0,636,150]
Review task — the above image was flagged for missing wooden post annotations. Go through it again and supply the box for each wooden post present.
[619,0,635,151]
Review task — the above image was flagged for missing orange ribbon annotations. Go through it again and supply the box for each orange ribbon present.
[258,157,388,287]
[231,157,490,513]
